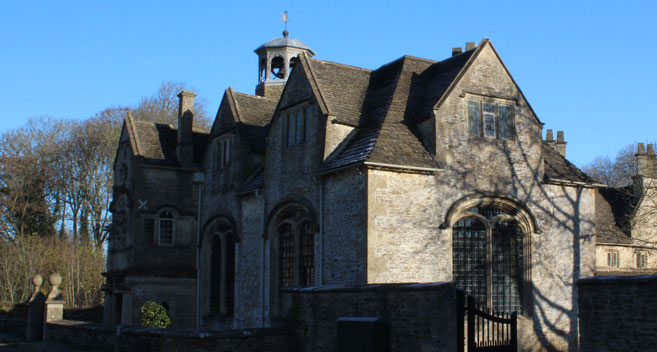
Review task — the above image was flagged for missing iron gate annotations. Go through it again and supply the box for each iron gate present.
[457,291,517,352]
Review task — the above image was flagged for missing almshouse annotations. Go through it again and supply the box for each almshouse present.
[104,32,657,350]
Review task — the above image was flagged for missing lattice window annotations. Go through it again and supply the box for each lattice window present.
[467,99,514,140]
[300,221,315,286]
[453,217,488,306]
[158,212,174,245]
[279,224,295,288]
[453,206,525,314]
[492,221,523,314]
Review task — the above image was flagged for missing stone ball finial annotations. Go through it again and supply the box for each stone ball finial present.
[283,29,289,38]
[32,274,43,288]
[49,273,62,287]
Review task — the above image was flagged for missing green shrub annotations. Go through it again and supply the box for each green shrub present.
[139,301,171,328]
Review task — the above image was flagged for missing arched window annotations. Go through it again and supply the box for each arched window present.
[452,206,524,313]
[209,231,235,316]
[269,204,317,322]
[276,218,315,288]
[158,211,175,245]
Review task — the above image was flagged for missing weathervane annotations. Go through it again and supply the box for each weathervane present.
[282,10,289,33]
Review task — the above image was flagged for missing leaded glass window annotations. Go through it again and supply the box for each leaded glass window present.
[492,221,523,314]
[467,99,514,140]
[498,105,513,140]
[483,103,496,137]
[468,101,481,136]
[300,221,315,286]
[452,206,525,314]
[453,217,487,305]
[158,212,174,245]
[279,223,295,288]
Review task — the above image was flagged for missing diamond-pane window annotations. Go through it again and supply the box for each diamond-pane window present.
[158,212,174,245]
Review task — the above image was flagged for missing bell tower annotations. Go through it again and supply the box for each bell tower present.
[254,30,314,98]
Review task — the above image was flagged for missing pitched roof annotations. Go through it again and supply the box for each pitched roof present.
[128,119,209,166]
[233,92,277,127]
[595,187,635,244]
[307,59,372,126]
[542,144,598,185]
[318,52,473,172]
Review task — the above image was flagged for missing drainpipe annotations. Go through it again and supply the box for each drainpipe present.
[192,172,205,330]
[313,175,324,284]
[255,189,266,326]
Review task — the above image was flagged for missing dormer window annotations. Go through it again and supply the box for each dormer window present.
[216,135,232,169]
[285,106,311,147]
[468,99,514,140]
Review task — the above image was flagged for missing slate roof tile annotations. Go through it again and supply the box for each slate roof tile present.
[131,120,208,165]
[542,144,596,184]
[309,59,372,126]
[233,92,277,126]
[595,187,635,244]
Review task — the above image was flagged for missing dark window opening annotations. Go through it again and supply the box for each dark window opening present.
[271,56,285,79]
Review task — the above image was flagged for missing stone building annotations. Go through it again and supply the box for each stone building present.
[104,32,655,350]
[594,143,657,276]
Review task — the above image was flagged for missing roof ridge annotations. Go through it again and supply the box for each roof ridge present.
[232,90,279,102]
[401,55,438,64]
[310,58,373,73]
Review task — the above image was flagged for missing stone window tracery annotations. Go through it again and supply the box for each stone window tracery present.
[452,206,524,314]
[467,99,514,140]
[276,217,315,288]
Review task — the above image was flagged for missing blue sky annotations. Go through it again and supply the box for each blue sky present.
[1,1,655,167]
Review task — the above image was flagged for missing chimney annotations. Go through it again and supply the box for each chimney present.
[452,47,462,56]
[636,143,657,178]
[177,90,196,168]
[555,131,567,157]
[465,42,476,51]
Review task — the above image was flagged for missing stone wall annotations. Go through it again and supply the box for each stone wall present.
[281,282,458,352]
[578,275,657,352]
[44,320,293,352]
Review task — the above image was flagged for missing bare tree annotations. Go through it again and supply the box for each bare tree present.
[130,81,211,130]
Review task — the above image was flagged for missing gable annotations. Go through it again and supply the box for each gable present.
[210,89,239,137]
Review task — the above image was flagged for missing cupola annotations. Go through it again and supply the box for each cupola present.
[254,30,314,98]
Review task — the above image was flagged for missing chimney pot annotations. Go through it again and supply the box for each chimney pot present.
[177,90,196,168]
[178,90,197,119]
[452,47,462,56]
[465,42,476,51]
[557,131,565,143]
[546,129,554,141]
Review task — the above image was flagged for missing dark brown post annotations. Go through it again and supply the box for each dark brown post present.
[510,311,518,351]
[456,289,464,352]
[467,295,475,351]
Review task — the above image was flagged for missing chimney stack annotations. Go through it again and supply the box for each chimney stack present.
[452,47,462,56]
[636,143,657,178]
[177,90,196,168]
[555,131,567,157]
[465,42,476,51]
